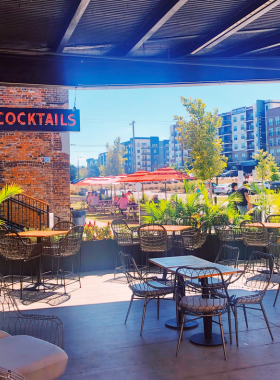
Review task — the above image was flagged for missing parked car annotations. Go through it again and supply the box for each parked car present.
[221,171,230,178]
[214,183,242,195]
[251,181,271,190]
[270,181,280,191]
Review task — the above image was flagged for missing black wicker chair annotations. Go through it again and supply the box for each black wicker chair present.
[42,226,84,293]
[229,251,274,347]
[240,220,269,259]
[268,242,280,306]
[265,215,280,243]
[0,231,42,299]
[120,251,173,336]
[180,220,209,254]
[213,216,242,242]
[52,220,75,231]
[0,274,64,348]
[174,265,231,360]
[111,219,140,278]
[138,224,171,270]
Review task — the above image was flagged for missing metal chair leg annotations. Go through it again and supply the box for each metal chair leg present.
[125,294,134,325]
[157,297,160,319]
[76,253,81,288]
[140,297,147,336]
[273,284,280,307]
[228,306,232,344]
[219,314,227,360]
[260,302,274,341]
[62,257,66,294]
[114,249,119,279]
[19,260,23,300]
[176,314,185,357]
[243,305,248,328]
[234,304,239,347]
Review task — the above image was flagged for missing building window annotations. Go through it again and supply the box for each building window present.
[233,116,237,122]
[137,150,140,153]
[241,124,244,130]
[269,118,273,126]
[234,144,238,149]
[234,154,238,160]
[277,138,280,145]
[240,115,244,121]
[270,149,275,156]
[242,153,245,159]
[276,117,280,125]
[270,139,274,146]
[277,148,280,156]
[241,143,245,149]
[277,128,280,135]
[269,129,274,136]
[233,126,237,131]
[234,135,237,140]
[241,134,245,139]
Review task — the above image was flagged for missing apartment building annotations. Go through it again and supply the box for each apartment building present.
[219,100,280,173]
[169,125,188,168]
[121,137,170,174]
[266,104,280,164]
[98,152,107,166]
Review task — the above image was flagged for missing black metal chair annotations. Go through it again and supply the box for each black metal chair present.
[240,220,269,259]
[111,219,140,278]
[213,216,242,242]
[42,226,84,293]
[268,242,280,306]
[52,220,75,231]
[266,215,280,223]
[0,231,42,299]
[180,220,209,254]
[119,251,174,336]
[0,273,64,348]
[265,215,280,243]
[229,251,274,347]
[174,265,230,360]
[138,223,171,270]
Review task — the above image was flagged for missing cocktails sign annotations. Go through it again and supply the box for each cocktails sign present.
[0,107,80,132]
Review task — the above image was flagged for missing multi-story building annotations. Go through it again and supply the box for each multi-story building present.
[219,100,280,173]
[86,158,96,168]
[169,125,188,168]
[122,137,170,174]
[98,152,107,166]
[266,102,280,164]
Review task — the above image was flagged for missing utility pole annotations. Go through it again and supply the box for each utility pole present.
[130,120,136,172]
[77,157,81,181]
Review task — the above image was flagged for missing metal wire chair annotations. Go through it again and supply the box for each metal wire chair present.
[111,219,140,278]
[266,214,280,223]
[213,216,242,242]
[178,217,198,229]
[229,251,274,347]
[119,251,174,336]
[240,220,269,259]
[138,224,171,269]
[180,221,209,253]
[0,274,64,348]
[42,226,84,293]
[0,367,28,380]
[174,266,230,360]
[268,242,280,306]
[52,220,75,231]
[0,231,42,299]
[265,215,280,243]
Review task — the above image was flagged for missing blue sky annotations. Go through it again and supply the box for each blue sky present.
[69,83,280,165]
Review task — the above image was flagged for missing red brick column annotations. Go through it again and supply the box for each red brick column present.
[0,87,70,220]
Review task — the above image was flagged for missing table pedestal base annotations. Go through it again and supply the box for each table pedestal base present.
[190,333,227,346]
[165,318,198,330]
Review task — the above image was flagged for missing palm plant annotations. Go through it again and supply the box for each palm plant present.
[141,200,168,224]
[246,183,274,219]
[0,183,22,224]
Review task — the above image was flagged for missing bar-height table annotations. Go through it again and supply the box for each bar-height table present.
[150,255,243,344]
[14,230,68,291]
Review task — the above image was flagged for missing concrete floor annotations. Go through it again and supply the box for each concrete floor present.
[15,271,280,380]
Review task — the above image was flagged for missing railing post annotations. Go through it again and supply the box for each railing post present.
[47,205,50,228]
[7,199,10,224]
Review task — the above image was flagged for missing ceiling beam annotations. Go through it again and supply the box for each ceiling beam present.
[213,33,280,57]
[170,0,280,58]
[54,0,91,53]
[115,0,189,57]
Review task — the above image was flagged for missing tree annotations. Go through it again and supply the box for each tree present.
[253,149,280,182]
[99,137,126,176]
[70,164,78,182]
[175,97,227,198]
[78,166,88,180]
[87,161,100,177]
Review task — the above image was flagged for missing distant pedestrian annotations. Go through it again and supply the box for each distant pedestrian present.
[228,182,238,196]
[236,181,251,214]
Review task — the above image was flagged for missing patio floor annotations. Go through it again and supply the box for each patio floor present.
[15,271,280,380]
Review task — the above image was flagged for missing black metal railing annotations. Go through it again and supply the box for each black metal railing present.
[0,193,51,230]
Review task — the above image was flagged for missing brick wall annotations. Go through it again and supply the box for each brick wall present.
[0,86,70,220]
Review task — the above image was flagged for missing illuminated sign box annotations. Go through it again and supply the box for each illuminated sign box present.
[0,107,80,132]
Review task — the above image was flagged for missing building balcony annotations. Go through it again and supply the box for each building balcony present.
[246,124,254,131]
[247,144,255,150]
[219,127,232,136]
[222,138,232,144]
[222,120,232,126]
[246,134,254,140]
[223,146,232,152]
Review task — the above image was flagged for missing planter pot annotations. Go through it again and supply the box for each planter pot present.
[81,240,118,271]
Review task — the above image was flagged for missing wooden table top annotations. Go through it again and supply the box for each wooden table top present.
[253,223,280,228]
[15,230,68,238]
[141,225,191,232]
[150,255,242,278]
